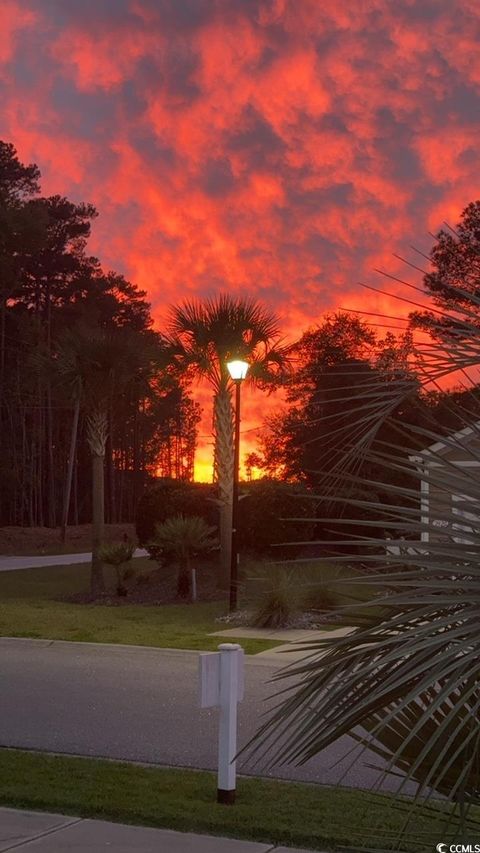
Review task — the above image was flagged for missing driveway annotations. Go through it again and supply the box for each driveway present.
[0,550,148,572]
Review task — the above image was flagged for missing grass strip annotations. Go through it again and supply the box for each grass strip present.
[0,748,476,852]
[0,564,279,654]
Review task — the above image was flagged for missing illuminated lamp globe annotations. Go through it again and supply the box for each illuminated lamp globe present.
[227,360,249,381]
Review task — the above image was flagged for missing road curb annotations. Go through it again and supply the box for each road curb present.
[0,636,288,665]
[0,637,197,656]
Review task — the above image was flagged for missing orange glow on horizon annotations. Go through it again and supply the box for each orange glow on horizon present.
[193,435,262,483]
[193,458,213,484]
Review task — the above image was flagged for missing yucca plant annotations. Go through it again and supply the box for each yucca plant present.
[252,568,302,628]
[249,259,480,843]
[148,515,218,600]
[249,561,340,627]
[98,540,135,596]
[300,562,341,612]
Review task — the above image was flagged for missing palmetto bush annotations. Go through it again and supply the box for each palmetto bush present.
[251,295,480,841]
[98,540,135,596]
[147,515,218,600]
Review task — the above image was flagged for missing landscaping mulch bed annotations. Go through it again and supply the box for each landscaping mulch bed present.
[62,564,224,606]
[215,608,343,629]
[59,558,346,632]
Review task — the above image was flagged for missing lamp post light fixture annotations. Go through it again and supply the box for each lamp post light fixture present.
[226,359,249,612]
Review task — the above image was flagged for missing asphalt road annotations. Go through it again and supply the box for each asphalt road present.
[0,637,411,794]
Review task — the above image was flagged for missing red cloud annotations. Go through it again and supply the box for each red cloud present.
[0,1,36,64]
[2,0,480,475]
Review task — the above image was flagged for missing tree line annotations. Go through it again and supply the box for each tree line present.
[3,137,480,570]
[251,201,480,515]
[0,140,289,589]
[0,141,200,531]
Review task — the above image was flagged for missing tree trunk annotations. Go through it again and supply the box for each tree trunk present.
[0,296,5,409]
[213,385,234,587]
[21,402,28,526]
[106,406,116,524]
[36,392,44,526]
[73,451,79,526]
[46,382,56,527]
[45,280,56,527]
[177,552,191,599]
[118,446,125,522]
[60,395,80,543]
[87,410,108,596]
[132,404,140,517]
[91,451,105,596]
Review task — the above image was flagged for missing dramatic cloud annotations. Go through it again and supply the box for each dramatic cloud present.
[2,0,480,476]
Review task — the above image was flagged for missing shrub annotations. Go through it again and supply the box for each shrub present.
[98,541,135,596]
[299,563,341,611]
[237,479,316,557]
[147,515,218,600]
[252,569,301,628]
[135,479,218,546]
[248,560,342,627]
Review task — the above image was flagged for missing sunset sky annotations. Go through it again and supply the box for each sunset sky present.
[2,0,480,479]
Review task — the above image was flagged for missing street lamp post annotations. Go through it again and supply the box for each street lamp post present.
[226,359,249,612]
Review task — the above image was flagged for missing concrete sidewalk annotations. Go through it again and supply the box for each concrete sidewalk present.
[0,807,319,852]
[211,625,353,662]
[0,550,147,572]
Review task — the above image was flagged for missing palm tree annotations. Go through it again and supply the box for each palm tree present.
[167,294,288,584]
[57,324,167,595]
[57,326,118,594]
[56,339,82,544]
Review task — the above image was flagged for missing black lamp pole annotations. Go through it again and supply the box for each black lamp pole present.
[229,379,241,612]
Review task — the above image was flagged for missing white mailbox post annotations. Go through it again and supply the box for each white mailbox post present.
[199,643,244,804]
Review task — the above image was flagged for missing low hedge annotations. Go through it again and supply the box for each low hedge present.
[237,478,316,557]
[135,479,218,546]
[136,477,316,557]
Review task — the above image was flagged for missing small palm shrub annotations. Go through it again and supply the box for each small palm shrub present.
[147,515,218,600]
[252,569,302,628]
[98,541,135,596]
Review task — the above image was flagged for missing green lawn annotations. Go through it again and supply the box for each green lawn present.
[0,749,476,853]
[0,561,279,654]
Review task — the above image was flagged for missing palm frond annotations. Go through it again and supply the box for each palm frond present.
[249,278,480,831]
[166,293,288,386]
[150,514,218,553]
